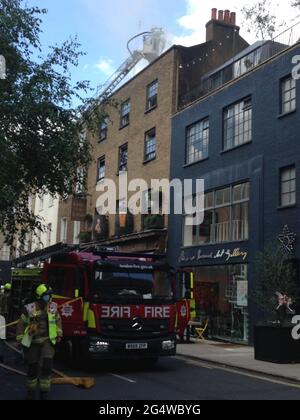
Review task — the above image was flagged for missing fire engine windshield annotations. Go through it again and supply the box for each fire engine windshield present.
[92,269,173,303]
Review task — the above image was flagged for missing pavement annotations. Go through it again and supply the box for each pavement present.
[176,339,300,383]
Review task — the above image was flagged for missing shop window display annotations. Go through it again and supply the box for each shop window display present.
[193,264,248,343]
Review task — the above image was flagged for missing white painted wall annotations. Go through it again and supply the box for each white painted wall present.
[33,193,59,250]
[0,242,10,261]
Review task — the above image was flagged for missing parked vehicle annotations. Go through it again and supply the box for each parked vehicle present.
[12,245,192,364]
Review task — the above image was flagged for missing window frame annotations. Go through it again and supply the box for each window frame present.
[46,223,52,247]
[60,218,68,243]
[99,118,108,142]
[280,75,296,115]
[48,195,54,208]
[118,143,128,173]
[279,165,296,208]
[39,195,44,212]
[182,182,250,247]
[145,80,158,112]
[73,221,81,245]
[144,128,157,162]
[97,156,106,182]
[186,117,210,165]
[120,99,130,128]
[75,167,85,194]
[223,96,252,151]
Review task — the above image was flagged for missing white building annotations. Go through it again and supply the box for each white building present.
[0,236,10,261]
[33,193,59,250]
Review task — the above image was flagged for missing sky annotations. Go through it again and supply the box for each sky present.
[26,0,299,105]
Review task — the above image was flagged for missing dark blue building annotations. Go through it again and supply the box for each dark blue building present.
[168,28,300,344]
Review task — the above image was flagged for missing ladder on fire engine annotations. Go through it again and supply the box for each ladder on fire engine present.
[95,51,143,102]
[88,28,166,108]
[12,242,76,267]
[12,242,167,268]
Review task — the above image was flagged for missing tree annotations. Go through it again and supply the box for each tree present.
[241,0,281,40]
[0,0,106,246]
[291,1,300,16]
[252,244,299,323]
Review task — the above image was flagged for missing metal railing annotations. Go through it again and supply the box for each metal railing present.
[179,21,300,108]
[212,220,249,243]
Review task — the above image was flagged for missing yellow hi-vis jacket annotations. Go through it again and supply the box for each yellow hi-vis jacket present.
[16,301,63,348]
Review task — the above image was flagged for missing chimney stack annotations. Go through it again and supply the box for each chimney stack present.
[218,10,224,21]
[206,8,240,42]
[230,12,236,25]
[224,10,230,23]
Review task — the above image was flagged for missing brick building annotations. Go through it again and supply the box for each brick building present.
[52,9,248,251]
[55,9,248,253]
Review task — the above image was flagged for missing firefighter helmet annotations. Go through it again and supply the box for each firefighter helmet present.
[4,283,11,291]
[36,284,52,299]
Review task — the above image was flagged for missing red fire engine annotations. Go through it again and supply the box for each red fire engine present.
[12,245,192,364]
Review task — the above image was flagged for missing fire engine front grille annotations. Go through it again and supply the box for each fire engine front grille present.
[100,318,170,339]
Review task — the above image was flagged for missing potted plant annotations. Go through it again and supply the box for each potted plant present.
[143,214,164,230]
[253,244,300,363]
[77,231,92,244]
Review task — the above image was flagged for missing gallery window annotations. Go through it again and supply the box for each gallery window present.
[193,264,249,343]
[183,182,249,246]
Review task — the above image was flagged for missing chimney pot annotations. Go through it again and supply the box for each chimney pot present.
[211,8,217,20]
[230,12,236,25]
[224,10,230,23]
[218,10,224,21]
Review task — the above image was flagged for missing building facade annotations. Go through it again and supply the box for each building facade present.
[76,9,249,253]
[83,47,178,252]
[168,28,300,344]
[19,9,250,256]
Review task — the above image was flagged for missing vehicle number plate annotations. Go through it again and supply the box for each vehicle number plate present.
[126,343,148,350]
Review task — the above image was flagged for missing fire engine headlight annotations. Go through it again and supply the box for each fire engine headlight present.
[162,340,175,350]
[89,339,109,353]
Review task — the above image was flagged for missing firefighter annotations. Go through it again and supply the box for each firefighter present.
[16,284,63,400]
[0,283,11,363]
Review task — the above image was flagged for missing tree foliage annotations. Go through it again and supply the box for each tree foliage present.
[252,244,299,321]
[241,0,281,40]
[0,0,108,246]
